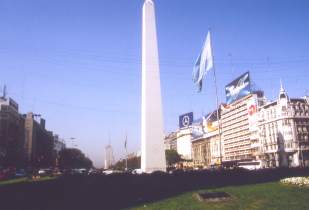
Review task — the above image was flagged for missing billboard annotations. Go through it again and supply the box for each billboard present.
[225,72,251,104]
[247,95,258,132]
[179,112,193,128]
[203,111,219,132]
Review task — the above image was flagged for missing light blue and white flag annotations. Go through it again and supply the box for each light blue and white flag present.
[192,31,213,92]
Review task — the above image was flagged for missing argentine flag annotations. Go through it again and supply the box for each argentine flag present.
[192,31,213,92]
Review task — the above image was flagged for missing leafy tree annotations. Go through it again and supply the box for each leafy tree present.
[58,148,93,169]
[165,149,181,166]
[113,156,141,170]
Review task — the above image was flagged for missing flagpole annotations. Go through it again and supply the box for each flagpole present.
[125,153,128,170]
[209,29,223,166]
[125,134,128,170]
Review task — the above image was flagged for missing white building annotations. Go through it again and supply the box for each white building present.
[209,129,221,166]
[167,78,309,169]
[258,83,309,167]
[221,92,266,168]
[176,127,193,160]
[164,132,177,150]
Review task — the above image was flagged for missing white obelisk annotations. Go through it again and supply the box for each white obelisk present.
[141,0,166,173]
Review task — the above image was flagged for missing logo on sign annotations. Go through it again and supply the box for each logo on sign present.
[248,104,256,116]
[179,112,193,128]
[182,115,190,126]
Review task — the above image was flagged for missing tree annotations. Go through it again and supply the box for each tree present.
[113,156,141,171]
[165,149,181,166]
[58,148,93,169]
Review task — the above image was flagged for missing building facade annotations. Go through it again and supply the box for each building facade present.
[209,130,221,166]
[24,112,54,168]
[0,97,26,167]
[164,131,177,150]
[220,92,265,168]
[192,135,211,168]
[258,85,309,167]
[176,127,193,160]
[53,135,66,167]
[191,111,221,168]
[166,73,309,169]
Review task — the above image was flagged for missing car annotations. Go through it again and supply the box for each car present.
[102,169,114,175]
[88,169,101,175]
[38,168,53,176]
[38,169,46,175]
[15,169,27,178]
[103,169,124,175]
[132,169,143,175]
[73,168,88,174]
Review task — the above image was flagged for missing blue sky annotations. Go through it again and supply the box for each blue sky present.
[0,0,308,167]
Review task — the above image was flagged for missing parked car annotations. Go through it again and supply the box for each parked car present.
[38,168,53,176]
[132,169,143,175]
[38,169,46,175]
[88,168,100,175]
[15,169,27,178]
[102,169,122,175]
[71,168,88,174]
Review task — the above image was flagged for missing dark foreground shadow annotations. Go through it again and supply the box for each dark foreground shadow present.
[1,168,309,210]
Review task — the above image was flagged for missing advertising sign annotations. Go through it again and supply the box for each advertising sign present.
[247,95,258,132]
[179,112,193,128]
[225,72,251,104]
